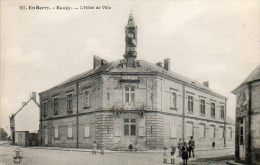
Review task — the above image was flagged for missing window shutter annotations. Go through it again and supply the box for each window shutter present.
[68,124,73,138]
[54,126,59,138]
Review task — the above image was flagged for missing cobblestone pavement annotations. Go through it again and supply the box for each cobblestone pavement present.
[0,145,234,165]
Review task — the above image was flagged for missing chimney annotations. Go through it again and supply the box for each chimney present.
[101,59,108,65]
[93,55,101,69]
[203,81,209,87]
[31,92,36,100]
[163,58,170,70]
[156,62,163,67]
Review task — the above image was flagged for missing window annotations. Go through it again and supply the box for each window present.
[220,105,225,119]
[54,126,59,139]
[84,125,90,138]
[68,124,73,138]
[188,96,193,113]
[125,86,135,103]
[18,134,22,143]
[170,120,177,138]
[170,92,177,109]
[239,118,244,144]
[42,102,47,117]
[66,94,73,112]
[53,98,59,115]
[124,118,136,136]
[84,90,90,107]
[200,99,205,115]
[199,124,205,138]
[211,102,215,118]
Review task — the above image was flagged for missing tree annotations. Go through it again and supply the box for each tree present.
[0,128,8,141]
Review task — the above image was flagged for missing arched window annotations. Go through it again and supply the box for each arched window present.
[199,124,205,138]
[186,122,194,138]
[209,125,216,138]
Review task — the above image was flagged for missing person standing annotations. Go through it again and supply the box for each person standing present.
[170,146,176,164]
[92,140,97,155]
[182,142,189,165]
[163,147,168,163]
[188,136,195,158]
[177,138,183,157]
[100,140,105,155]
[212,141,215,149]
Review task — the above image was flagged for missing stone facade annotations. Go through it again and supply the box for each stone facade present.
[232,65,260,165]
[39,13,234,150]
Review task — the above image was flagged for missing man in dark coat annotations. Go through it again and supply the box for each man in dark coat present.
[188,136,195,158]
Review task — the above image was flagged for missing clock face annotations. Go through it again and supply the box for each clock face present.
[127,32,134,39]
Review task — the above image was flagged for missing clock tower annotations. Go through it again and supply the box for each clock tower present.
[124,12,138,67]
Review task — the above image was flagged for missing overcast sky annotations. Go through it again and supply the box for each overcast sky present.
[1,0,260,133]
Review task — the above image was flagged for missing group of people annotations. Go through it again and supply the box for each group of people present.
[92,140,105,155]
[163,136,195,165]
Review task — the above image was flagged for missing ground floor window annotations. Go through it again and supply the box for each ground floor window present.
[124,118,136,136]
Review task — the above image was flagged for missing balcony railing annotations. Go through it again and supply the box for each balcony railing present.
[110,102,145,110]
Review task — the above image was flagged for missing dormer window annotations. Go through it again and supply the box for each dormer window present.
[66,94,73,113]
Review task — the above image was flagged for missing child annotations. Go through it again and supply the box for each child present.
[92,140,97,155]
[100,141,105,155]
[182,142,189,165]
[170,146,176,164]
[163,147,167,163]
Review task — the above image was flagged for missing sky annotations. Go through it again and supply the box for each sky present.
[1,0,260,134]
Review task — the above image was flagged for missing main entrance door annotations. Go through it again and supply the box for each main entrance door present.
[239,117,245,160]
[122,118,137,147]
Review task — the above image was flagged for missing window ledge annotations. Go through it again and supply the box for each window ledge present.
[54,138,59,140]
[200,114,205,116]
[187,111,193,114]
[83,106,91,109]
[169,137,178,139]
[170,107,177,110]
[67,137,73,139]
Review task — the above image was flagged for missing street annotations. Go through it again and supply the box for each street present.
[0,145,234,165]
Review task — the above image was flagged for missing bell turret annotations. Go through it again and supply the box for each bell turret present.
[124,12,138,67]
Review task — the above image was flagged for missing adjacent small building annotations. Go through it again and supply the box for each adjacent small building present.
[10,93,40,146]
[232,65,260,165]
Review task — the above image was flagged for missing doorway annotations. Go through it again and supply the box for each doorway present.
[122,118,137,148]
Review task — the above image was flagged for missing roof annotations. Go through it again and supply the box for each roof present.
[232,64,260,93]
[41,59,227,99]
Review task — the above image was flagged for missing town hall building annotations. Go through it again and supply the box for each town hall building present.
[39,13,234,150]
